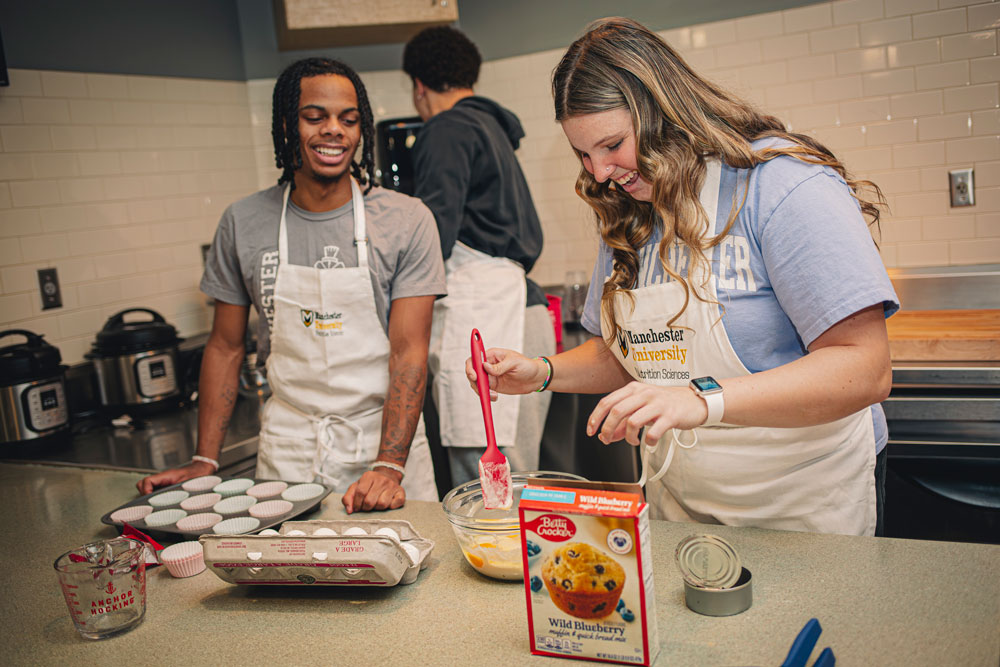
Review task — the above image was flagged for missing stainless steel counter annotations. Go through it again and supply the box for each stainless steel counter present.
[883,264,1000,544]
[1,394,263,477]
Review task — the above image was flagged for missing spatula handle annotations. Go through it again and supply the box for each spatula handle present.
[470,329,498,452]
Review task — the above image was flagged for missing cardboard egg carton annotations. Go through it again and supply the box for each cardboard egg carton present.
[200,519,433,586]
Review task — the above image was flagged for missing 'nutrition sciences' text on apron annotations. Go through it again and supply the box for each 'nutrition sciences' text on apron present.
[256,179,436,500]
[602,160,876,536]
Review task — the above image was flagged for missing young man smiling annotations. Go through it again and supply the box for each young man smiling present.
[139,58,445,513]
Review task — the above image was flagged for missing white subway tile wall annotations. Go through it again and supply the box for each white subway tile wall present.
[3,0,999,362]
[0,71,258,362]
[365,0,994,283]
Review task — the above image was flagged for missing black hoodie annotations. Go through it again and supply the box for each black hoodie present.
[412,96,546,306]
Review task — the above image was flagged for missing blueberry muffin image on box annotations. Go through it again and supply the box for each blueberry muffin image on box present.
[541,542,625,619]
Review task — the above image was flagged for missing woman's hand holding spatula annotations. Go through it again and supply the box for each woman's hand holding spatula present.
[470,329,513,510]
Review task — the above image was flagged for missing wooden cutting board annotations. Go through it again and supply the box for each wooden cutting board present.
[886,309,1000,361]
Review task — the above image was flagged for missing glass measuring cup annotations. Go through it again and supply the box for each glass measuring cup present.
[53,537,147,640]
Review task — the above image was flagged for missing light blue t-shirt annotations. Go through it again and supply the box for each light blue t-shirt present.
[580,139,899,452]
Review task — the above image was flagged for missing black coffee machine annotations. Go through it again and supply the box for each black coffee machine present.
[375,116,423,196]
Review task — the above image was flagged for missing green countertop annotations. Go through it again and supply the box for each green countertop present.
[3,462,998,666]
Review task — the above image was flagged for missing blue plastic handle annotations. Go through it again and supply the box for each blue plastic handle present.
[781,618,822,667]
[812,647,836,667]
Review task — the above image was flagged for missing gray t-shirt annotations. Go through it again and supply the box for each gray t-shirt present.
[201,184,447,365]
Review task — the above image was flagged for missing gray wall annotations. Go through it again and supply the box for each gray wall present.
[0,0,246,79]
[2,0,824,80]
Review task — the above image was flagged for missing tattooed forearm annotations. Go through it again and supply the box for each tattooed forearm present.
[216,385,236,436]
[379,364,427,466]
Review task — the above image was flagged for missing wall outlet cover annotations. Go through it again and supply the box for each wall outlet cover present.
[948,168,975,207]
[37,268,62,310]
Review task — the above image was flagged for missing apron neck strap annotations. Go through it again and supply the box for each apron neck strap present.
[350,178,369,270]
[686,159,722,286]
[278,183,292,265]
[277,178,368,269]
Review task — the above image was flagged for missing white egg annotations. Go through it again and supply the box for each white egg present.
[400,542,420,566]
[286,529,307,536]
[374,527,400,543]
[313,527,338,536]
[258,529,280,536]
[343,526,367,536]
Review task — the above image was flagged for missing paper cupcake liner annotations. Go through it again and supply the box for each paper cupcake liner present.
[175,512,223,532]
[145,508,188,527]
[182,475,222,492]
[148,489,190,507]
[213,478,254,497]
[180,493,222,511]
[246,481,288,499]
[249,499,293,518]
[281,483,325,502]
[213,517,260,534]
[213,495,257,515]
[159,541,206,578]
[110,505,153,524]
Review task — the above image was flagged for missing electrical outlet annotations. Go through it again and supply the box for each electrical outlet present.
[949,168,975,207]
[37,268,62,310]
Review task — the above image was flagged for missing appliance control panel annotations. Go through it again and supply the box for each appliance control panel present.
[135,354,178,398]
[24,382,69,432]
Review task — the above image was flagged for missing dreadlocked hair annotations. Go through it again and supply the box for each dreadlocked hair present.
[553,17,886,343]
[271,57,377,193]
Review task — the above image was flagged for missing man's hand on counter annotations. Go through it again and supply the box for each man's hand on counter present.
[137,461,217,495]
[342,468,406,514]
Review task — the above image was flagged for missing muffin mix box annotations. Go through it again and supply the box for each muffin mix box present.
[519,481,658,665]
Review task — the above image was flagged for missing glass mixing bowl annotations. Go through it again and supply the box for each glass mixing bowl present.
[442,471,586,581]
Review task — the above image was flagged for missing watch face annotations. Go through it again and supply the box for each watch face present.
[691,376,722,392]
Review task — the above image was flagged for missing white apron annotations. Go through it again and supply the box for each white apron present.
[429,241,526,449]
[256,179,437,501]
[602,161,876,536]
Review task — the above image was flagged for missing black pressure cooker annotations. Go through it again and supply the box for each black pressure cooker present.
[0,329,71,447]
[86,308,183,417]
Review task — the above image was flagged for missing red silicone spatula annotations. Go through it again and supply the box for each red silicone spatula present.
[470,328,513,510]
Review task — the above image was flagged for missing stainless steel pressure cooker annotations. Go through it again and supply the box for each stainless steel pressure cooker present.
[86,308,183,416]
[0,329,71,447]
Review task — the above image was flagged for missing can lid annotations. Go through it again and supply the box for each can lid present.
[674,534,742,589]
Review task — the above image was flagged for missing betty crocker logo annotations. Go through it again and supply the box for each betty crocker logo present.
[525,514,576,542]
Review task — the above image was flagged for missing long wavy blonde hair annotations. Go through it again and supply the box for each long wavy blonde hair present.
[552,17,885,341]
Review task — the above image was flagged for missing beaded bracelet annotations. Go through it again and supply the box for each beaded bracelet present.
[536,356,554,392]
[191,455,220,472]
[371,460,406,479]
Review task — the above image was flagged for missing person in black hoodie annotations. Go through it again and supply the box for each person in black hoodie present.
[404,26,555,491]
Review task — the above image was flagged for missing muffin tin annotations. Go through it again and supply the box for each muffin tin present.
[101,476,334,541]
[200,519,434,587]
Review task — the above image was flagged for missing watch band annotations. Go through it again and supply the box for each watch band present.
[690,377,725,426]
[699,390,724,426]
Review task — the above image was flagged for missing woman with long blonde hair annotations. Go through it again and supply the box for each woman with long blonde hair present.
[470,17,898,536]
